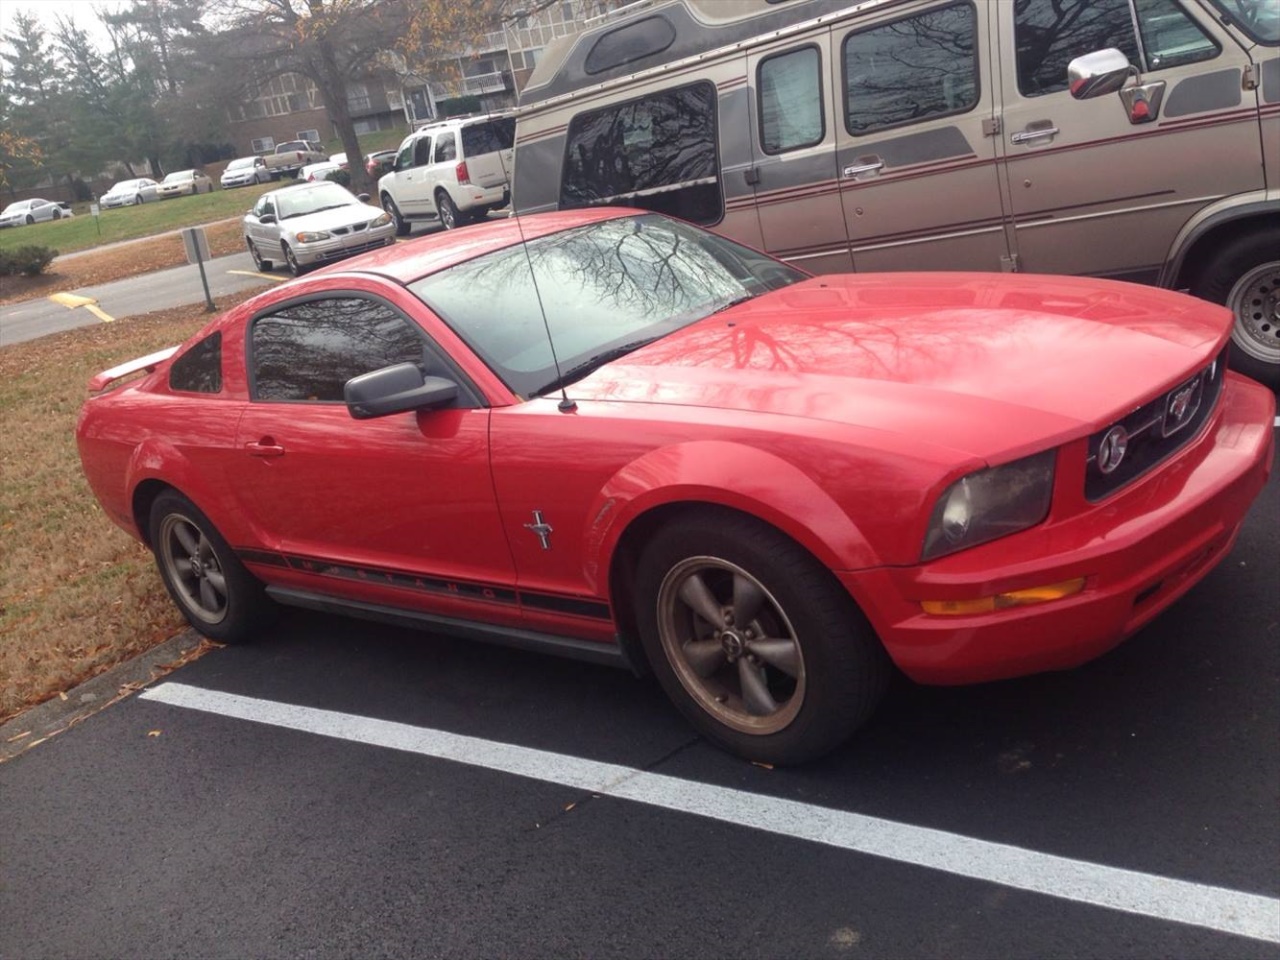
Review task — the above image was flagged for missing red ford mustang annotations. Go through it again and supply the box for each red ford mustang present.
[76,209,1275,763]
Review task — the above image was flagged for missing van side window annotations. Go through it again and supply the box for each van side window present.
[560,81,722,225]
[842,3,979,136]
[758,47,824,153]
[1017,0,1218,97]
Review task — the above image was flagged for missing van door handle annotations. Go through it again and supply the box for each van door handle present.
[246,438,286,458]
[842,157,885,179]
[1011,124,1060,145]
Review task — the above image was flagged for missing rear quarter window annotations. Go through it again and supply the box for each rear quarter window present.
[169,333,223,394]
[461,118,515,157]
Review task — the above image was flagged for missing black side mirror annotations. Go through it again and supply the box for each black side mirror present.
[259,213,277,225]
[345,362,458,419]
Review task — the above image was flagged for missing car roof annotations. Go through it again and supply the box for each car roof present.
[330,207,637,285]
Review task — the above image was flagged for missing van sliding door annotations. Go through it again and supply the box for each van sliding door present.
[833,1,1011,274]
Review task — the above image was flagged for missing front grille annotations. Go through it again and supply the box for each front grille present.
[1085,346,1227,501]
[317,236,391,261]
[331,221,372,237]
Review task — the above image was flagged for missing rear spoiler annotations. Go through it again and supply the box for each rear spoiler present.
[88,347,178,393]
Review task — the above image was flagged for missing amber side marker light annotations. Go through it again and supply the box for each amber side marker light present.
[921,578,1087,616]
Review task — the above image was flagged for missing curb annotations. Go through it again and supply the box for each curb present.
[0,629,215,763]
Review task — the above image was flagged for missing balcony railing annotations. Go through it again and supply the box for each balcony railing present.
[428,70,513,99]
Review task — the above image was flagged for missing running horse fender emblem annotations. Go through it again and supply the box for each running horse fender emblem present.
[524,510,554,550]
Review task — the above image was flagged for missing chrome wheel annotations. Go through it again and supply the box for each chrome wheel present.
[158,513,229,626]
[283,243,301,276]
[1227,260,1280,365]
[656,556,806,736]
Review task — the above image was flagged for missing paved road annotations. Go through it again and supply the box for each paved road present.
[0,252,278,347]
[2,441,1276,958]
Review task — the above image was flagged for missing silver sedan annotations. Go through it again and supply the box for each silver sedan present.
[242,181,396,276]
[0,198,73,227]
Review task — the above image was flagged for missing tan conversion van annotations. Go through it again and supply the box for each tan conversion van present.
[513,0,1280,387]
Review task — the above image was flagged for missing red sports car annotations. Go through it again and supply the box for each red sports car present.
[76,209,1275,763]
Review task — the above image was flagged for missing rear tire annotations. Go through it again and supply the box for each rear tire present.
[436,191,462,230]
[149,491,274,644]
[247,238,271,271]
[635,510,890,764]
[1191,229,1280,389]
[52,209,61,220]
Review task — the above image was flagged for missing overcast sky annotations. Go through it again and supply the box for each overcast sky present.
[1,1,125,50]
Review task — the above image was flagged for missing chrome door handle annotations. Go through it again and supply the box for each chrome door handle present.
[842,159,885,178]
[246,439,285,458]
[1011,126,1060,145]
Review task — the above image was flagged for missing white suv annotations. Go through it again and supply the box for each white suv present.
[378,114,514,233]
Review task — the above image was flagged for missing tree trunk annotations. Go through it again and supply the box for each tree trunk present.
[314,37,372,197]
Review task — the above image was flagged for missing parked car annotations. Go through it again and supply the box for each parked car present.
[75,208,1275,764]
[0,198,73,227]
[242,180,396,275]
[100,178,159,208]
[262,140,327,179]
[378,113,514,233]
[514,0,1280,388]
[298,160,342,183]
[364,149,397,179]
[156,169,214,198]
[221,156,271,188]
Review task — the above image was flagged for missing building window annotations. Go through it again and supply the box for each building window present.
[251,136,275,153]
[296,129,320,144]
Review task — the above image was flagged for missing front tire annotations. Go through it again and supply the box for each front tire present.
[1192,229,1280,389]
[282,242,302,276]
[134,194,143,205]
[149,491,273,643]
[382,194,410,236]
[24,215,33,225]
[635,510,890,764]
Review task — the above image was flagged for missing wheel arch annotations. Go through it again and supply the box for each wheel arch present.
[125,441,237,550]
[593,441,882,669]
[1161,194,1280,291]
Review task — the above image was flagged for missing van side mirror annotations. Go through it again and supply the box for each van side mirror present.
[345,362,458,419]
[1067,48,1134,100]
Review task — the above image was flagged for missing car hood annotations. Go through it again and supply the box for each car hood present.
[278,204,384,232]
[571,274,1230,462]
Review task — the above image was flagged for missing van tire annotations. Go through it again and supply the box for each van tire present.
[1191,229,1280,389]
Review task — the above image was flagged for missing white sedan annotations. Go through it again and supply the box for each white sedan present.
[242,180,396,276]
[0,198,73,227]
[220,156,271,188]
[156,169,214,198]
[298,160,342,183]
[100,178,160,208]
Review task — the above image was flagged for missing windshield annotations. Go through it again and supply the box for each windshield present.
[410,214,807,398]
[275,182,358,219]
[2,202,32,214]
[163,171,191,183]
[227,158,254,170]
[108,181,136,193]
[1206,0,1280,42]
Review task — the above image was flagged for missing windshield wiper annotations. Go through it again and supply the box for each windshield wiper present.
[535,336,662,397]
[709,293,754,315]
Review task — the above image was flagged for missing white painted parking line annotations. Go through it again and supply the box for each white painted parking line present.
[142,681,1280,945]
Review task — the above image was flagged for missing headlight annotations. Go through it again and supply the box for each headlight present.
[922,450,1056,561]
[370,212,392,228]
[295,231,331,243]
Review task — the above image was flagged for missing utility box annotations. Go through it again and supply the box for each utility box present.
[182,226,210,264]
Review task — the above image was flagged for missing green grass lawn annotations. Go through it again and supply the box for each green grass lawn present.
[0,180,279,256]
[2,130,409,258]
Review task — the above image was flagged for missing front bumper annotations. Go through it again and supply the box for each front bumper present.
[292,225,397,266]
[842,374,1275,685]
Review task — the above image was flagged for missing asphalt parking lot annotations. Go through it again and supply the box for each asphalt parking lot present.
[2,439,1276,959]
